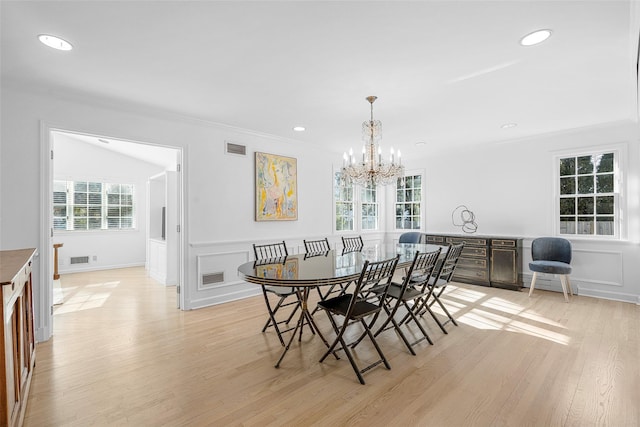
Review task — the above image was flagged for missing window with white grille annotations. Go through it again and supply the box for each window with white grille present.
[556,150,620,238]
[53,180,135,231]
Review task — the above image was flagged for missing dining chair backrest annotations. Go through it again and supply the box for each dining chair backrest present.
[399,232,423,244]
[431,243,464,286]
[253,241,288,261]
[303,238,331,254]
[348,255,400,314]
[341,235,364,252]
[403,249,442,294]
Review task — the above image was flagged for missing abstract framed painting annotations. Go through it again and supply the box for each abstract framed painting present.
[255,152,298,221]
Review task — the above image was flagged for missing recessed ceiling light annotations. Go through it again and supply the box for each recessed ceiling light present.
[501,123,518,129]
[293,126,305,132]
[520,29,552,46]
[38,34,73,51]
[415,141,426,146]
[98,138,110,144]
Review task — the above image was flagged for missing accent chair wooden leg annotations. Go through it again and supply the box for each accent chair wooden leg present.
[528,272,538,297]
[566,275,573,296]
[559,275,569,302]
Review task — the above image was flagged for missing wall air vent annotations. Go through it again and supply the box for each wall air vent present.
[225,141,247,156]
[70,256,90,265]
[202,272,225,286]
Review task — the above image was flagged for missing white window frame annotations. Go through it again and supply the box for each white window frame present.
[333,171,380,233]
[360,182,379,231]
[394,172,424,231]
[334,172,355,232]
[553,144,626,240]
[53,179,136,232]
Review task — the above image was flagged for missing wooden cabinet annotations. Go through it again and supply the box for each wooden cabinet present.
[1,248,36,427]
[425,234,522,290]
[490,239,522,289]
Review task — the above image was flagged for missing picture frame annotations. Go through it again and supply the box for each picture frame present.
[255,152,298,221]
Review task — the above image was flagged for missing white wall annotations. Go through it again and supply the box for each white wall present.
[2,81,639,343]
[52,132,165,273]
[401,121,640,302]
[0,82,340,341]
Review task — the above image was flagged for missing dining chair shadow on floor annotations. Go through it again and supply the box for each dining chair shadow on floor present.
[405,242,464,333]
[316,255,399,385]
[253,242,302,346]
[353,248,442,355]
[528,237,573,302]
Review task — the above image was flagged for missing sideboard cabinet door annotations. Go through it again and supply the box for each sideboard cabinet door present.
[1,248,37,427]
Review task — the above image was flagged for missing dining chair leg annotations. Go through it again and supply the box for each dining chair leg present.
[361,319,391,370]
[261,291,286,346]
[528,272,538,297]
[428,293,458,327]
[413,298,447,334]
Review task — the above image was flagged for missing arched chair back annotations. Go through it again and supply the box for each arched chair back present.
[399,232,423,244]
[529,237,573,302]
[531,237,572,264]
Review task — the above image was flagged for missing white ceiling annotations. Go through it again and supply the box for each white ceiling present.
[2,1,639,159]
[54,131,179,170]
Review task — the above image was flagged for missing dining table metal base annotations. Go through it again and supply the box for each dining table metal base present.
[275,287,333,368]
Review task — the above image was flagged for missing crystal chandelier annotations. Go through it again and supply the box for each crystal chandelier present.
[341,96,405,186]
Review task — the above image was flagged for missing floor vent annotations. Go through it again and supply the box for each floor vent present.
[202,272,225,286]
[225,142,247,156]
[70,256,90,265]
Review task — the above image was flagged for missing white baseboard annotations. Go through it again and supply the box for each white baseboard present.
[58,262,145,274]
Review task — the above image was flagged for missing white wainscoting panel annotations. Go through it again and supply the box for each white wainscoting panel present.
[194,250,259,306]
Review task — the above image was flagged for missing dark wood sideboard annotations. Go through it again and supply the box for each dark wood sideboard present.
[1,248,37,427]
[424,234,523,290]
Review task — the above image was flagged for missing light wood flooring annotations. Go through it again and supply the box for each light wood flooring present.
[23,267,640,426]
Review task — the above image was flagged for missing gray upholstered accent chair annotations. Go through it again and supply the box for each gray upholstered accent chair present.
[528,237,573,302]
[399,232,423,244]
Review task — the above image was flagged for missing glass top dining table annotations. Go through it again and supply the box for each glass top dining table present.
[237,242,447,368]
[237,243,447,287]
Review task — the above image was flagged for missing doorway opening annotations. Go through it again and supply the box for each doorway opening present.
[41,127,184,340]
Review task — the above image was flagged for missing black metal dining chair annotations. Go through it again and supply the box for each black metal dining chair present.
[303,238,344,312]
[371,249,442,355]
[252,241,301,346]
[341,235,364,253]
[412,243,464,332]
[317,255,399,385]
[303,238,330,255]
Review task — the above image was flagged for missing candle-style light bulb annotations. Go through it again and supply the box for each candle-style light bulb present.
[343,152,348,167]
[378,146,382,164]
[362,146,366,163]
[397,150,402,165]
[390,147,395,163]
